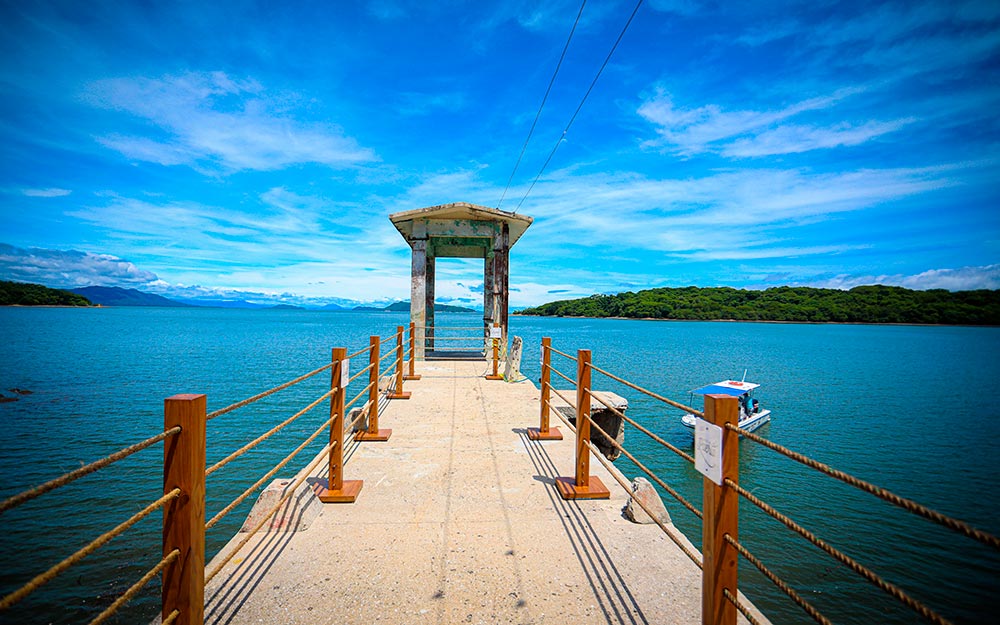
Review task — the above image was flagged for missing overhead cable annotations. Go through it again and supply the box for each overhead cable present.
[514,0,645,213]
[496,0,588,211]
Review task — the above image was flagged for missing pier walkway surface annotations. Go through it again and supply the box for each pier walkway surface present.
[203,358,758,625]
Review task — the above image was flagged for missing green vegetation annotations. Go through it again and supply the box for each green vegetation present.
[0,281,92,307]
[517,285,1000,325]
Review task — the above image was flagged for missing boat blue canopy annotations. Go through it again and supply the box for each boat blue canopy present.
[691,380,760,396]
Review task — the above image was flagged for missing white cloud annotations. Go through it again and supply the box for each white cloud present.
[0,243,157,287]
[807,264,1000,291]
[85,71,376,172]
[21,188,72,197]
[636,87,912,157]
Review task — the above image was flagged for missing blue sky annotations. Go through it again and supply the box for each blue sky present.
[1,0,998,308]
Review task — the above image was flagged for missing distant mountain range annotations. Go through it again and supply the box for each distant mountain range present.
[62,285,475,312]
[71,286,190,307]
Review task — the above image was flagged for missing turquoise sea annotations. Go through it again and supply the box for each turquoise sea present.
[0,307,998,624]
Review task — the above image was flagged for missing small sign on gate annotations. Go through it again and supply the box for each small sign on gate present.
[694,418,723,486]
[489,326,502,339]
[341,358,350,388]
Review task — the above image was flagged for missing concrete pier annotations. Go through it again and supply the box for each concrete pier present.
[203,359,766,624]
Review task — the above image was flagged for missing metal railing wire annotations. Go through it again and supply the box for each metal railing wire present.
[730,423,1000,551]
[0,426,181,515]
[0,488,181,609]
[206,361,333,421]
[87,548,180,625]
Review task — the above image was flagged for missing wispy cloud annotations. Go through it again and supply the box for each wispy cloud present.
[805,264,1000,291]
[636,87,914,157]
[85,71,377,172]
[21,188,72,198]
[0,243,157,287]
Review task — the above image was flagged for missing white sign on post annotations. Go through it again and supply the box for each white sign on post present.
[341,358,350,388]
[695,418,724,486]
[489,326,502,339]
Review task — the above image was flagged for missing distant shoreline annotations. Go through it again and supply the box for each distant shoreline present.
[512,313,999,328]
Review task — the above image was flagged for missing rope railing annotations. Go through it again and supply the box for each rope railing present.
[379,346,397,363]
[538,372,703,568]
[204,444,333,585]
[586,386,695,465]
[206,361,333,421]
[722,588,765,625]
[87,548,180,625]
[348,362,375,385]
[588,362,703,417]
[205,412,337,529]
[205,363,333,421]
[545,362,576,386]
[429,336,485,341]
[1,332,421,625]
[729,423,1000,551]
[725,477,954,625]
[205,388,335,477]
[582,390,702,520]
[418,325,480,330]
[723,534,831,625]
[0,487,181,609]
[548,346,578,362]
[536,337,979,625]
[346,344,374,361]
[0,426,181,515]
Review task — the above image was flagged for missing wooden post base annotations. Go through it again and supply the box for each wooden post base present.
[527,426,563,441]
[313,479,363,503]
[485,374,504,381]
[355,429,392,442]
[403,374,421,381]
[387,391,411,400]
[555,476,610,500]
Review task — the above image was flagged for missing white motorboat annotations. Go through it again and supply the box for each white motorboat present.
[680,379,771,435]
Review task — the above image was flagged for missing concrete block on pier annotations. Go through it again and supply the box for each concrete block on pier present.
[552,390,628,461]
[624,477,672,525]
[239,477,322,533]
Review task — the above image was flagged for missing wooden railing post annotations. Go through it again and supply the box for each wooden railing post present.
[162,393,206,625]
[356,336,391,442]
[404,321,421,380]
[387,326,411,399]
[702,394,740,625]
[555,350,609,499]
[485,322,503,380]
[315,347,362,503]
[528,337,562,440]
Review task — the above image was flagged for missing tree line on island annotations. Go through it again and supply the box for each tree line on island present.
[516,285,1000,325]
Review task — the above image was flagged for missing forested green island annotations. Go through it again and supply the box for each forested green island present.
[0,280,92,307]
[516,285,1000,325]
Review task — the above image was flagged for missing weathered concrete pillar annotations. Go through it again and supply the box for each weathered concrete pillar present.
[410,239,427,359]
[494,223,510,344]
[483,250,494,344]
[425,253,435,352]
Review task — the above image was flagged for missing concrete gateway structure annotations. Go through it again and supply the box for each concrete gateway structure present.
[389,202,532,359]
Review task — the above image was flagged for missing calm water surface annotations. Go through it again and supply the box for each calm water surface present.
[1,307,998,624]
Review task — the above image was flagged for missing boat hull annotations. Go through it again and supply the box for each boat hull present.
[681,409,771,435]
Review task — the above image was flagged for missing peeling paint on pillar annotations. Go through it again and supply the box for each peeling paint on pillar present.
[388,202,532,361]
